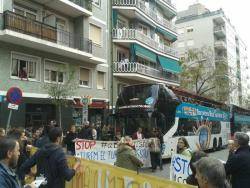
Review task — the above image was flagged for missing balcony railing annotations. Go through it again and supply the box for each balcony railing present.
[215,55,227,62]
[161,0,176,9]
[214,26,226,33]
[3,11,92,54]
[112,28,178,57]
[113,62,180,83]
[69,0,92,11]
[112,0,177,33]
[214,40,227,49]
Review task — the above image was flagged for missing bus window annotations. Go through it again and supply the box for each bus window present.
[211,122,221,134]
[174,118,196,136]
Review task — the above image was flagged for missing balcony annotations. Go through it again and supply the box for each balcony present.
[112,28,178,58]
[214,40,227,50]
[156,0,176,19]
[214,26,226,38]
[0,11,103,63]
[215,55,227,64]
[32,0,92,17]
[112,0,177,34]
[113,62,180,84]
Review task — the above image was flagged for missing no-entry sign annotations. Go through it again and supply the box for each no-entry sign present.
[6,87,23,105]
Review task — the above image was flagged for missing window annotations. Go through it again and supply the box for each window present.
[11,53,40,80]
[44,60,65,83]
[89,24,102,46]
[187,40,194,46]
[93,0,101,7]
[177,28,184,35]
[97,71,106,89]
[187,26,194,33]
[13,5,37,20]
[178,42,185,48]
[79,68,91,87]
[117,18,126,28]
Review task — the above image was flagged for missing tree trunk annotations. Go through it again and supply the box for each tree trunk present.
[59,104,62,128]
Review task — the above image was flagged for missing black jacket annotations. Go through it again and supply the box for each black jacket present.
[64,132,77,155]
[225,146,250,188]
[20,143,75,188]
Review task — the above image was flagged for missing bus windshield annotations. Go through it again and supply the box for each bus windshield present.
[116,84,159,107]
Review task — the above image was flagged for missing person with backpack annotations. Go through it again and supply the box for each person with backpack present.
[20,127,81,188]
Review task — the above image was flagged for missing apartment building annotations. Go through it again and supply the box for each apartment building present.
[0,0,109,129]
[176,3,249,107]
[111,0,181,103]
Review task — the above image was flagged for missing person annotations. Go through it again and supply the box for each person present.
[186,151,208,187]
[177,137,192,157]
[0,128,5,138]
[78,121,93,140]
[148,128,161,172]
[225,132,250,188]
[132,127,144,140]
[91,123,97,140]
[115,136,143,171]
[20,127,81,188]
[36,125,52,148]
[227,139,235,159]
[194,157,230,188]
[0,137,34,188]
[64,125,77,155]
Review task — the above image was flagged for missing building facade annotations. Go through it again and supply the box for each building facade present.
[0,0,109,129]
[176,3,249,107]
[111,0,181,104]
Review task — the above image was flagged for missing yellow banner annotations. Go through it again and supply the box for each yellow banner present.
[65,156,195,188]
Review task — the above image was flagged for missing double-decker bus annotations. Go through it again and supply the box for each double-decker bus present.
[230,105,250,139]
[115,83,231,158]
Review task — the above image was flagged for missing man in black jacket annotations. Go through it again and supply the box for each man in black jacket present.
[225,132,250,188]
[20,127,80,188]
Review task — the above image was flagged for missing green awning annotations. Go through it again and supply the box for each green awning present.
[133,44,157,63]
[112,10,118,27]
[156,27,177,42]
[158,55,182,73]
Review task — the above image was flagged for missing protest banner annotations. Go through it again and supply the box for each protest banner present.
[75,139,151,167]
[170,154,192,184]
[66,156,195,188]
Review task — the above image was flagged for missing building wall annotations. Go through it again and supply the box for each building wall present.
[175,6,248,106]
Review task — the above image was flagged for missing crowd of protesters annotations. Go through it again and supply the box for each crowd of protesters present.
[1,118,250,188]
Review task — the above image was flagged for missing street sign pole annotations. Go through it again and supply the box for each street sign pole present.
[6,109,13,131]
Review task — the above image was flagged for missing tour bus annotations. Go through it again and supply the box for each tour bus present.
[230,105,250,142]
[115,83,231,158]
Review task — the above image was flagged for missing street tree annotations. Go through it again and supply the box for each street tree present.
[43,67,78,127]
[180,46,236,103]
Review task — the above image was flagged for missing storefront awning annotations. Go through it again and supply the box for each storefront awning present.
[158,55,182,73]
[156,27,177,42]
[133,44,157,63]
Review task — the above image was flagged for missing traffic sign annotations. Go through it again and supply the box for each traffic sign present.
[8,103,19,110]
[6,87,23,105]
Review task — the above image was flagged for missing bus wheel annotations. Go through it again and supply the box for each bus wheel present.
[218,138,222,150]
[213,138,217,151]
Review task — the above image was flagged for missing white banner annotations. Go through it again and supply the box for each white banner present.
[75,139,151,167]
[170,154,192,184]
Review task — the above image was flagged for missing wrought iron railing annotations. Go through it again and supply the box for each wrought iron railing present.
[3,11,92,53]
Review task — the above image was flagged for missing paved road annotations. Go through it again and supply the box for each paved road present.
[140,149,229,179]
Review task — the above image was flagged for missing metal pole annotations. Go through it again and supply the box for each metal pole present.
[6,109,13,131]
